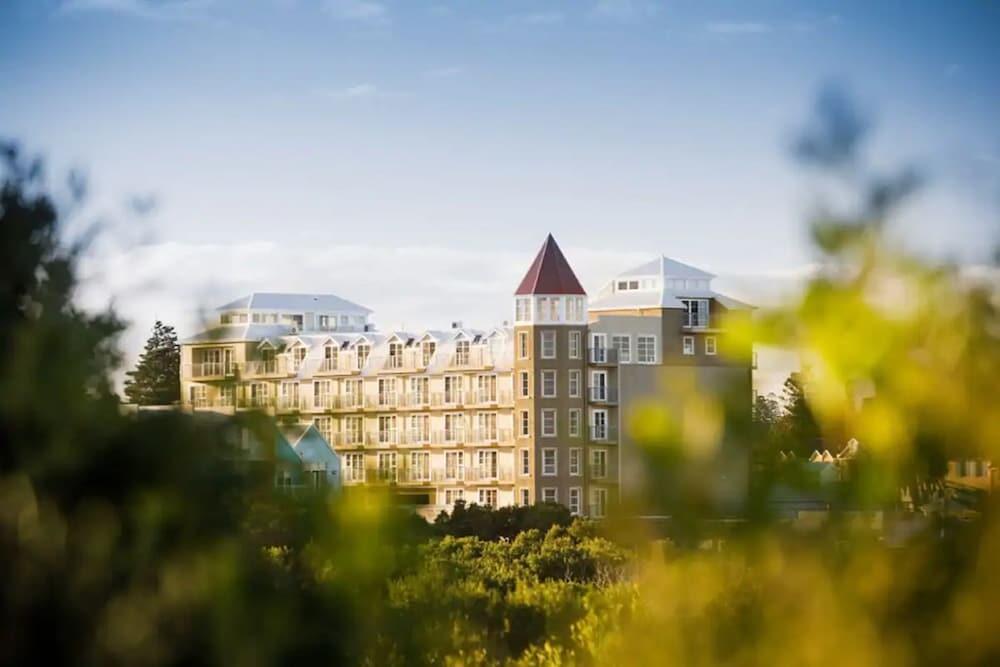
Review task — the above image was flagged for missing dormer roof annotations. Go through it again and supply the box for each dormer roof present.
[514,234,586,296]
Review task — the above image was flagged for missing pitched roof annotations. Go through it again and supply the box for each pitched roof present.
[514,234,586,296]
[620,256,715,280]
[216,292,372,313]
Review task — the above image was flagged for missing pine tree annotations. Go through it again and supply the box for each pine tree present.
[124,320,180,405]
[780,372,821,456]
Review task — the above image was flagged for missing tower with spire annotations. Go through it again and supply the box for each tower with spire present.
[512,235,591,511]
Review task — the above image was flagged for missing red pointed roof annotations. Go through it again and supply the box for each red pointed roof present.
[515,234,586,296]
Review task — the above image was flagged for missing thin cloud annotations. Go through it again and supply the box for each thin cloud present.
[317,83,408,101]
[323,0,387,23]
[507,12,565,26]
[57,0,214,21]
[706,21,773,35]
[590,0,659,22]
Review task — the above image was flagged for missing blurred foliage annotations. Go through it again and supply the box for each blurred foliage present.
[2,83,999,667]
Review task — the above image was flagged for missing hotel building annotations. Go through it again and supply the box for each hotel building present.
[180,235,753,517]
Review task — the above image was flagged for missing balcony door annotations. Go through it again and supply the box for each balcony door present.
[590,333,607,363]
[590,370,607,401]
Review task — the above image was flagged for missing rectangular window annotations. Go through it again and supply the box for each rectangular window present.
[443,488,464,506]
[542,487,558,503]
[519,371,530,398]
[682,336,695,356]
[681,298,710,328]
[519,410,530,437]
[520,448,530,476]
[590,488,608,518]
[478,488,498,508]
[344,453,365,482]
[477,450,498,479]
[637,335,657,363]
[378,378,396,406]
[569,447,581,476]
[444,375,462,404]
[445,451,465,480]
[541,409,557,437]
[314,416,333,443]
[568,370,581,398]
[476,374,497,403]
[537,297,548,322]
[515,297,531,322]
[542,448,557,476]
[445,413,465,442]
[705,336,717,355]
[569,331,581,358]
[377,452,397,482]
[408,414,429,443]
[409,452,430,482]
[590,409,608,441]
[520,488,530,506]
[409,376,429,405]
[591,449,608,479]
[518,332,529,359]
[590,333,607,363]
[344,416,363,445]
[378,415,397,444]
[569,409,581,437]
[541,331,556,359]
[541,370,557,398]
[476,412,497,441]
[611,335,631,363]
[549,297,560,322]
[568,487,582,514]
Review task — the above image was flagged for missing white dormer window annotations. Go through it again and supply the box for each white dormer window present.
[355,343,370,369]
[422,341,436,366]
[537,297,548,322]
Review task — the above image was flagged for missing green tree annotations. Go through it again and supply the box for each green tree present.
[779,372,821,456]
[123,320,180,405]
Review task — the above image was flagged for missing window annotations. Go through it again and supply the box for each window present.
[542,488,558,503]
[409,452,430,482]
[445,451,465,480]
[518,332,529,359]
[314,416,333,443]
[454,339,470,366]
[541,331,556,359]
[568,487,582,515]
[219,384,234,406]
[537,297,548,322]
[568,370,581,397]
[323,344,338,371]
[681,298,710,328]
[387,341,403,369]
[444,375,462,404]
[611,335,631,363]
[476,374,497,403]
[344,416,363,445]
[591,409,608,441]
[569,330,581,358]
[377,452,397,482]
[541,370,557,398]
[421,341,436,367]
[519,371,530,398]
[616,280,639,291]
[292,346,307,371]
[705,336,717,355]
[682,336,695,356]
[549,297,560,322]
[445,413,465,442]
[590,370,607,401]
[542,448,557,476]
[443,488,464,506]
[520,488,530,506]
[478,488,498,508]
[378,378,396,406]
[343,379,363,407]
[569,409,581,437]
[541,409,557,437]
[516,297,531,322]
[590,488,608,518]
[519,410,530,437]
[189,384,207,408]
[476,412,497,441]
[409,376,429,405]
[477,450,498,479]
[520,448,530,476]
[569,447,581,476]
[637,335,657,363]
[591,449,608,479]
[378,415,397,444]
[355,343,371,369]
[344,453,365,482]
[590,333,607,363]
[409,414,429,443]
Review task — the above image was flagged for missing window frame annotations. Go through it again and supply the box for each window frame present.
[541,370,557,398]
[682,335,695,356]
[541,330,556,359]
[637,335,658,363]
[540,409,557,437]
[541,448,557,476]
[705,335,717,356]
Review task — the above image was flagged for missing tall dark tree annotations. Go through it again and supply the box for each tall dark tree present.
[780,372,822,455]
[124,320,180,405]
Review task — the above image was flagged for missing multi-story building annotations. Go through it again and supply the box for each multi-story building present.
[180,235,753,517]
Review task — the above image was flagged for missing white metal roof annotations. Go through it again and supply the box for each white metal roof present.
[618,256,715,280]
[216,292,372,314]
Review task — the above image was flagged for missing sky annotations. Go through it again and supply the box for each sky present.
[1,0,998,388]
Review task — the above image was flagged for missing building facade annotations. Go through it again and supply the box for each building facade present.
[180,235,753,517]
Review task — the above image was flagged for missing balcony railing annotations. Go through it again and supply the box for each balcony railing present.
[466,466,514,483]
[400,429,431,446]
[588,386,619,403]
[315,354,363,374]
[588,424,618,442]
[366,430,399,446]
[332,432,365,447]
[588,348,619,365]
[433,467,466,482]
[185,362,235,379]
[242,359,284,377]
[400,392,430,408]
[448,347,494,369]
[382,351,427,372]
[275,396,302,412]
[432,429,466,445]
[468,428,512,444]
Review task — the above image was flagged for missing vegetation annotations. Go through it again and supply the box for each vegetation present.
[124,320,181,405]
[1,87,998,667]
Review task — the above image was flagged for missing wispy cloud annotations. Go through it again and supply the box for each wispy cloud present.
[423,65,464,79]
[323,0,387,23]
[705,21,773,35]
[58,0,214,22]
[590,0,659,22]
[317,83,407,101]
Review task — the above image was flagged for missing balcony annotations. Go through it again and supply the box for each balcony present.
[588,386,619,404]
[432,391,467,408]
[468,428,513,444]
[587,424,618,442]
[242,359,285,377]
[400,429,431,446]
[448,347,494,370]
[331,432,365,448]
[399,393,430,409]
[588,348,619,365]
[367,393,399,410]
[275,396,303,412]
[466,466,514,483]
[315,354,362,375]
[467,390,513,407]
[432,468,466,483]
[366,430,400,446]
[185,362,236,379]
[382,351,426,373]
[433,429,467,445]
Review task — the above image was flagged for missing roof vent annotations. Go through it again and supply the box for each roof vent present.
[451,321,463,329]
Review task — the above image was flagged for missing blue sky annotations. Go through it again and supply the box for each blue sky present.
[1,1,998,375]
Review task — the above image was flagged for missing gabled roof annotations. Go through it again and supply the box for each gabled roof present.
[619,256,715,280]
[216,292,372,314]
[514,234,586,296]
